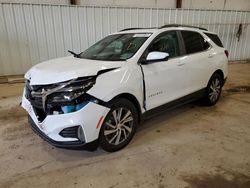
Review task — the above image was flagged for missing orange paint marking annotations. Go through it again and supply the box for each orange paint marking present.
[96,116,104,129]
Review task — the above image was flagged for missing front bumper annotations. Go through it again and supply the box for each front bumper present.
[22,94,110,150]
[28,116,98,150]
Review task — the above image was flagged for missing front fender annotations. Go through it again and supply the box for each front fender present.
[87,65,144,111]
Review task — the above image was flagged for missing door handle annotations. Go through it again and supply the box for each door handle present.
[177,62,185,66]
[208,54,214,58]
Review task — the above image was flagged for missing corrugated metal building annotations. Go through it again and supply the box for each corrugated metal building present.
[0,3,250,75]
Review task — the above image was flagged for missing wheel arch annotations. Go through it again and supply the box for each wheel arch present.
[209,69,225,86]
[110,93,142,124]
[214,69,224,79]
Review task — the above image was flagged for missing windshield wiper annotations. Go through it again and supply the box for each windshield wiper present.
[68,50,80,58]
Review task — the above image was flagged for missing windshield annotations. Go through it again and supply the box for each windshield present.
[79,33,151,61]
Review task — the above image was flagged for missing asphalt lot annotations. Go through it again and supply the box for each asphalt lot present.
[0,63,250,188]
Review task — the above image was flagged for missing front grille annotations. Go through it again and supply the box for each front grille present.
[59,126,79,139]
[33,108,46,122]
[29,97,43,109]
[25,77,96,122]
[25,80,46,122]
[25,81,32,100]
[25,80,42,106]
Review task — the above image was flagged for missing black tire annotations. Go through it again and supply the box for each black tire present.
[204,73,223,106]
[99,98,138,152]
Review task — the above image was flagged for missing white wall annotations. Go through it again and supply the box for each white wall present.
[182,0,250,11]
[77,0,176,8]
[1,3,249,75]
[0,0,69,5]
[79,0,250,10]
[0,0,250,10]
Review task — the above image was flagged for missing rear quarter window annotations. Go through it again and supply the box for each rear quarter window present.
[181,31,208,54]
[204,33,224,47]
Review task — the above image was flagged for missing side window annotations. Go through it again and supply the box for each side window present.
[199,35,210,50]
[148,31,180,58]
[204,33,224,47]
[181,31,207,54]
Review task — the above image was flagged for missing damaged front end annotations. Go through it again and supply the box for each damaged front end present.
[25,76,102,122]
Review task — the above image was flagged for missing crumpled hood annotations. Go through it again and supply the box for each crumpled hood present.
[25,56,123,85]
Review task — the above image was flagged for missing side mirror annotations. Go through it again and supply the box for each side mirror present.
[143,52,169,64]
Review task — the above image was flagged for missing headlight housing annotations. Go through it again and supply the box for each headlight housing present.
[46,77,96,114]
[27,76,97,115]
[48,77,95,104]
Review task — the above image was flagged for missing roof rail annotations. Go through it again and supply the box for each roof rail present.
[119,25,207,32]
[119,28,143,31]
[159,24,207,31]
[119,27,157,32]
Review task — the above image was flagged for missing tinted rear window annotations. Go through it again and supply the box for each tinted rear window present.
[181,31,206,54]
[204,33,224,47]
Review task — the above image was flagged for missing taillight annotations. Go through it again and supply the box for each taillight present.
[224,50,229,58]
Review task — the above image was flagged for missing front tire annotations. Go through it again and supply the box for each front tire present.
[204,73,223,106]
[99,98,138,152]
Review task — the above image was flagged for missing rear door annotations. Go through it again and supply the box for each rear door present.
[178,30,214,94]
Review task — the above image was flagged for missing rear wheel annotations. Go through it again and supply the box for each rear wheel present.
[99,98,138,152]
[204,73,223,106]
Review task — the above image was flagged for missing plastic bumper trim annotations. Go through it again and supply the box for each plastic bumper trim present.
[28,116,98,151]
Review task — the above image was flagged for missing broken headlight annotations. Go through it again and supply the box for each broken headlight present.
[46,77,96,114]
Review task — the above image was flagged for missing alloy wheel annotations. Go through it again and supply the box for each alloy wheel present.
[209,78,221,103]
[104,107,134,145]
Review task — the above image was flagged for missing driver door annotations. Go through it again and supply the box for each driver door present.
[141,31,187,110]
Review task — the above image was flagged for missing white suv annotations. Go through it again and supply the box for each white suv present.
[22,24,228,152]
